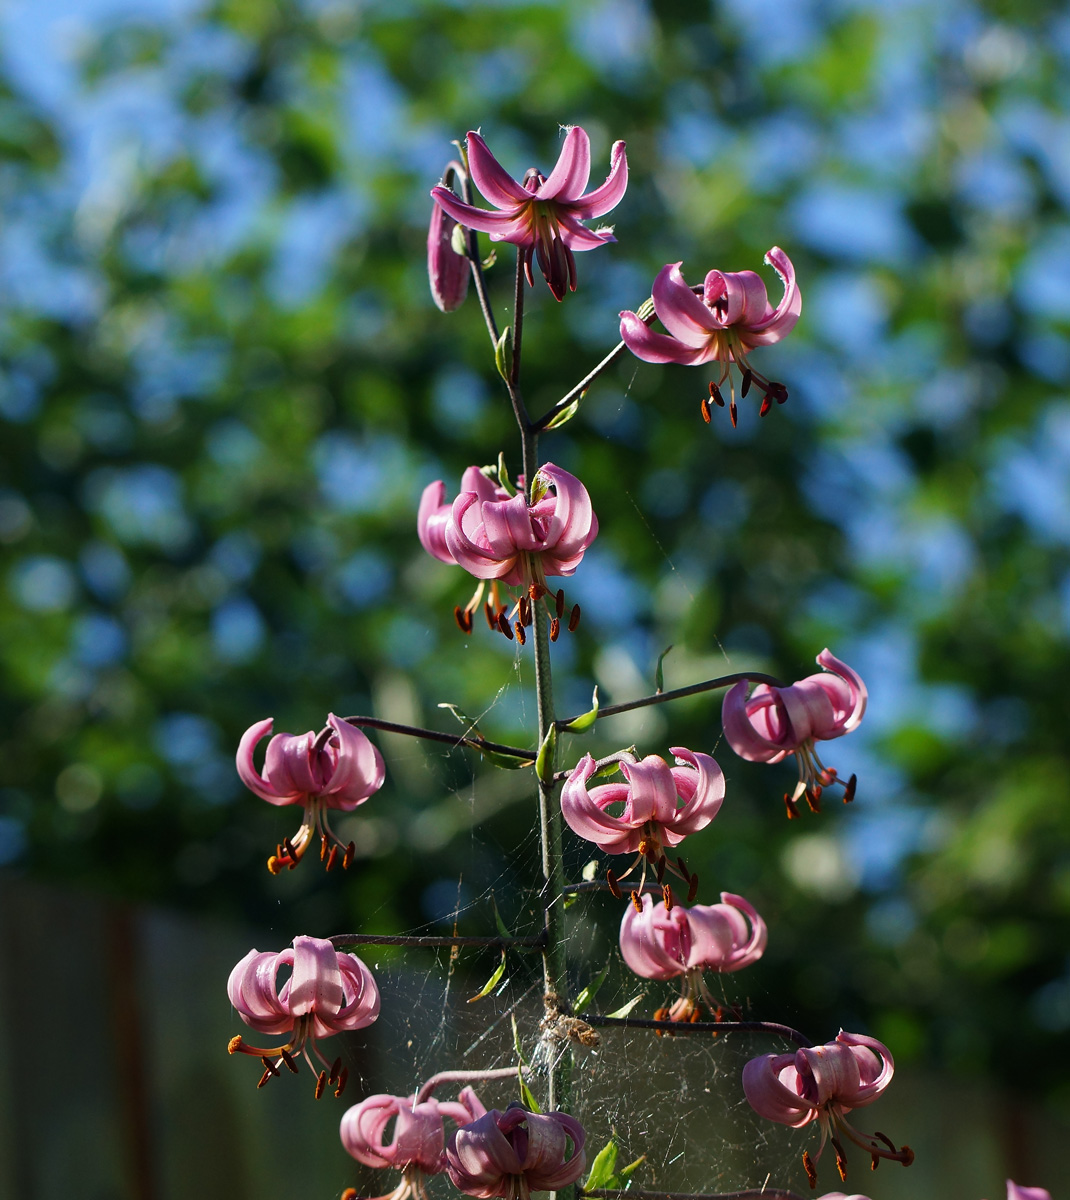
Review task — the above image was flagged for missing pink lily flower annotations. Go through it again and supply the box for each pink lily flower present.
[742,1031,913,1186]
[619,249,801,425]
[418,463,596,642]
[237,712,385,873]
[722,649,866,818]
[561,746,724,856]
[428,162,471,313]
[227,934,379,1096]
[340,1088,486,1200]
[445,1103,586,1198]
[431,126,627,301]
[1005,1186,1052,1200]
[620,891,767,1024]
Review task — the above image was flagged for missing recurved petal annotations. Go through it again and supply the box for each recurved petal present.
[536,125,592,202]
[418,480,456,564]
[718,269,772,328]
[812,648,867,734]
[742,1053,819,1127]
[536,463,597,561]
[227,948,289,1029]
[237,718,297,804]
[465,131,531,208]
[652,262,723,346]
[795,1041,865,1109]
[556,211,615,252]
[263,729,320,797]
[744,246,802,345]
[620,754,679,825]
[522,1111,586,1190]
[282,935,345,1019]
[339,1093,402,1167]
[1007,1183,1053,1200]
[620,310,718,365]
[560,756,638,854]
[721,681,786,762]
[619,894,689,980]
[835,1031,894,1106]
[321,714,386,806]
[444,493,518,580]
[449,1111,524,1181]
[331,952,382,1032]
[667,747,725,834]
[570,139,628,219]
[431,187,533,241]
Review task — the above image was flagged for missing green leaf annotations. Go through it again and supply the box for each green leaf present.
[591,755,627,781]
[477,747,532,770]
[619,1155,646,1181]
[572,959,611,1015]
[563,686,599,733]
[481,249,497,269]
[535,724,557,785]
[582,1139,619,1191]
[511,1014,527,1064]
[581,859,599,882]
[467,951,507,1003]
[490,893,512,939]
[496,452,517,496]
[544,397,580,430]
[654,645,673,693]
[494,325,513,381]
[518,1071,541,1113]
[604,993,645,1019]
[438,701,482,735]
[563,893,578,910]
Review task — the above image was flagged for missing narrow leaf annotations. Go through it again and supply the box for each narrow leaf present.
[494,325,513,382]
[619,1155,646,1181]
[604,993,645,1019]
[481,249,496,269]
[518,1071,541,1114]
[490,893,512,940]
[477,747,531,770]
[572,959,611,1015]
[535,724,557,785]
[654,645,673,694]
[467,951,506,1003]
[438,702,482,736]
[511,1014,527,1064]
[563,686,599,733]
[582,1139,619,1192]
[544,397,580,430]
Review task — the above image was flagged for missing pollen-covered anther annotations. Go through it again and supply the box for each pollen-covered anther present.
[805,785,822,814]
[802,1149,818,1190]
[519,595,532,626]
[497,612,514,640]
[700,394,712,423]
[550,617,560,642]
[515,620,526,645]
[280,1048,299,1074]
[326,846,338,872]
[709,381,725,407]
[606,868,622,899]
[662,883,674,911]
[257,1068,272,1089]
[341,1190,358,1200]
[630,890,643,913]
[261,1055,280,1077]
[334,1066,348,1097]
[832,1135,848,1182]
[328,1057,342,1085]
[484,601,497,630]
[784,793,801,820]
[343,841,355,870]
[315,1069,328,1100]
[454,605,473,633]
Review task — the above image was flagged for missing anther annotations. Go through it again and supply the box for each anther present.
[514,620,526,645]
[873,1131,896,1153]
[519,595,531,626]
[606,868,622,899]
[550,617,560,642]
[655,855,666,883]
[843,774,857,803]
[320,833,328,861]
[315,1070,328,1100]
[784,794,801,820]
[805,786,822,814]
[709,381,725,407]
[228,1035,243,1054]
[280,1048,299,1074]
[630,890,643,913]
[759,394,772,417]
[528,582,547,602]
[637,837,651,858]
[335,1067,348,1097]
[497,612,514,640]
[832,1135,848,1182]
[676,855,689,881]
[342,1190,358,1200]
[662,883,674,911]
[343,842,355,870]
[454,605,472,633]
[283,836,299,864]
[700,395,712,424]
[555,589,565,618]
[326,845,338,872]
[802,1149,818,1190]
[871,1153,880,1172]
[328,1057,342,1085]
[568,605,581,632]
[261,1056,280,1077]
[257,1069,272,1089]
[484,602,498,630]
[729,398,738,427]
[741,369,752,398]
[652,1006,670,1036]
[686,872,699,904]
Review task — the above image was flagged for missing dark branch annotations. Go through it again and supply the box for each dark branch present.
[342,715,536,761]
[581,1014,812,1048]
[558,672,784,727]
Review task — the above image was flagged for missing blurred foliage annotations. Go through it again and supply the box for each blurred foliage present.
[3,0,1070,1121]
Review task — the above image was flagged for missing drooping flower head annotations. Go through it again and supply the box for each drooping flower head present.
[428,159,471,313]
[418,463,596,642]
[742,1030,913,1186]
[237,713,385,872]
[445,1103,586,1199]
[340,1088,486,1200]
[620,891,766,1023]
[561,747,723,889]
[431,126,627,301]
[722,649,866,818]
[620,249,801,426]
[227,934,380,1096]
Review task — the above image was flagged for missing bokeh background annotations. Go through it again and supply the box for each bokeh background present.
[2,0,1070,1198]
